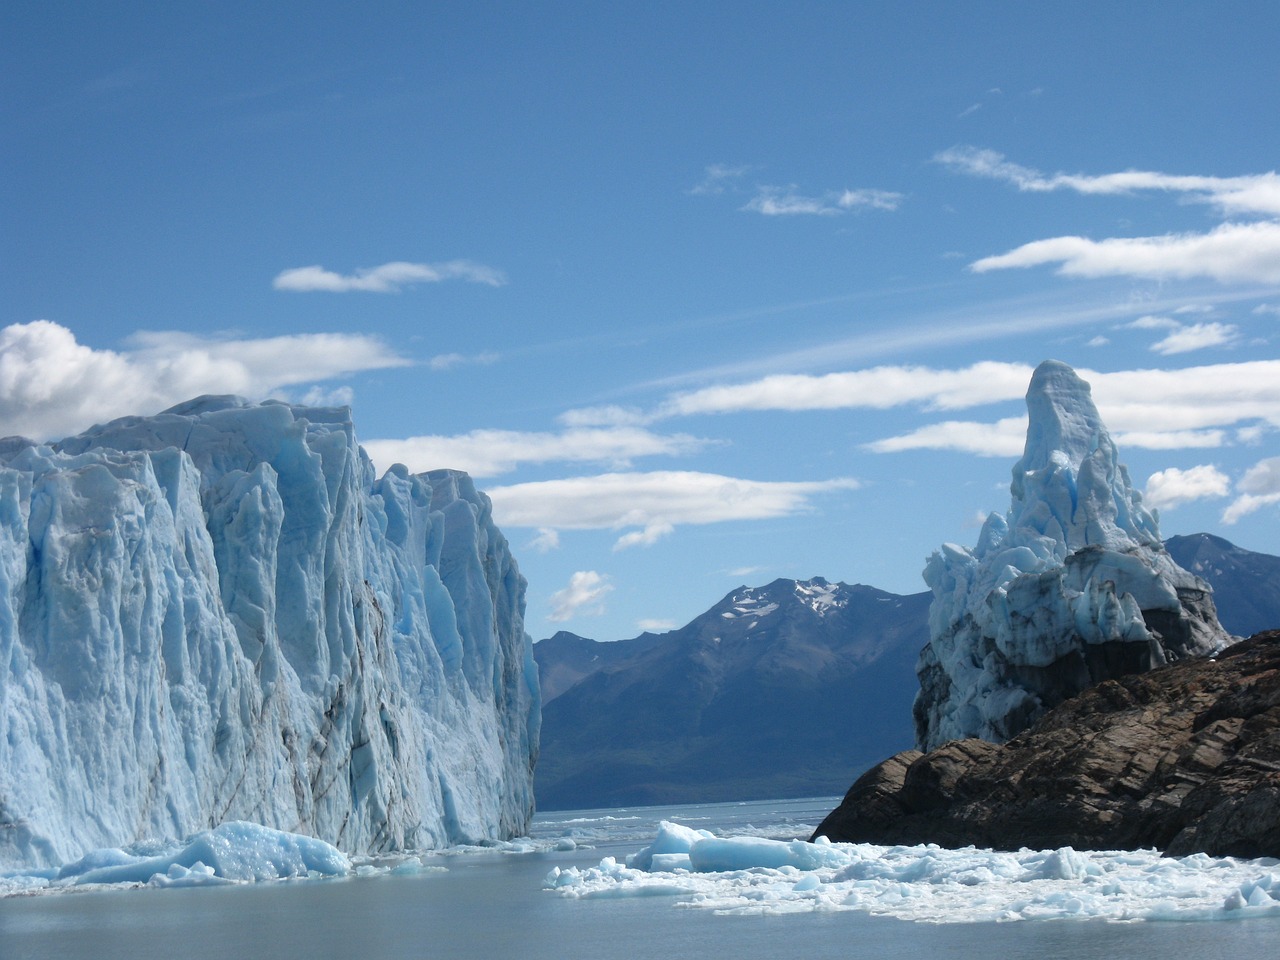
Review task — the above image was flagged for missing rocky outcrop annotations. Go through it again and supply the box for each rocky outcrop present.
[812,631,1280,858]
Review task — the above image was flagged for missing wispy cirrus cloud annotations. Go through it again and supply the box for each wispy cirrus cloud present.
[273,259,506,292]
[689,163,751,196]
[0,320,409,441]
[743,185,904,216]
[936,146,1280,217]
[487,471,858,551]
[362,426,711,478]
[938,147,1280,285]
[428,351,500,371]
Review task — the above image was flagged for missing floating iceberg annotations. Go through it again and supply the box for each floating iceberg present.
[914,361,1229,749]
[0,397,540,871]
[546,821,1280,923]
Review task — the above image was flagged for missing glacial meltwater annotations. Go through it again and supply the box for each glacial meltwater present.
[2,797,1277,960]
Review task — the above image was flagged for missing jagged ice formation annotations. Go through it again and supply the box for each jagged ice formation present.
[0,397,540,870]
[915,360,1229,751]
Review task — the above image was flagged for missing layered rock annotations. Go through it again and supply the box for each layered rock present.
[812,630,1280,858]
[916,360,1230,750]
[0,397,540,869]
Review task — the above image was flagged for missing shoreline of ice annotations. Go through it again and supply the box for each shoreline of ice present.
[546,820,1280,924]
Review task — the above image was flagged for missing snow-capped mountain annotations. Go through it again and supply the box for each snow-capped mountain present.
[915,361,1230,751]
[534,578,929,809]
[0,397,539,870]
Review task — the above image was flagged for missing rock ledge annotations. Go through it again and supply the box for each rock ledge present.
[813,631,1280,858]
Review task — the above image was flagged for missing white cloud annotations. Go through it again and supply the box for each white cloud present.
[1253,303,1280,316]
[362,427,710,478]
[612,521,674,551]
[557,405,651,428]
[547,571,613,623]
[1143,465,1231,510]
[864,417,1028,457]
[970,221,1280,285]
[0,320,409,441]
[743,185,903,216]
[298,385,355,407]
[661,362,1036,418]
[1086,335,1110,347]
[837,359,1280,457]
[1148,321,1239,355]
[487,471,858,533]
[936,146,1280,217]
[273,259,506,293]
[1223,457,1280,523]
[637,618,677,632]
[428,351,500,371]
[527,528,561,553]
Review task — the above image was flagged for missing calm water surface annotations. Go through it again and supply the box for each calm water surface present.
[1,798,1276,960]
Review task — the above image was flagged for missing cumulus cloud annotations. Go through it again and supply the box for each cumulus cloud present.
[0,320,409,441]
[547,571,614,623]
[1143,465,1231,511]
[362,427,710,478]
[273,259,506,293]
[487,471,858,536]
[970,221,1280,285]
[743,185,904,216]
[1223,457,1280,523]
[935,146,1280,217]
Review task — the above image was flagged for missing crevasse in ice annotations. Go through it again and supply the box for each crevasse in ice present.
[0,396,540,870]
[914,360,1230,750]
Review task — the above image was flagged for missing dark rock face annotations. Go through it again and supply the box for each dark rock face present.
[813,631,1280,858]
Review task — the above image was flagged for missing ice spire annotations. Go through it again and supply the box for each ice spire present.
[914,360,1229,751]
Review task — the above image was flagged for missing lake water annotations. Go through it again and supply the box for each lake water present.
[2,797,1277,960]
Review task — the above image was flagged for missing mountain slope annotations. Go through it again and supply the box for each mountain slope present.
[1165,533,1280,638]
[534,578,928,810]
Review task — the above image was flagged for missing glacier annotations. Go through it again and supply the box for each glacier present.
[914,360,1230,751]
[0,396,540,871]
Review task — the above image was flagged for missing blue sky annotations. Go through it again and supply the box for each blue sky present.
[5,2,1280,640]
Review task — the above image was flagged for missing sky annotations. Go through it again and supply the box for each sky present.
[5,2,1280,641]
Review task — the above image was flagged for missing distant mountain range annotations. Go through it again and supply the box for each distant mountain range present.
[535,578,929,810]
[534,535,1280,811]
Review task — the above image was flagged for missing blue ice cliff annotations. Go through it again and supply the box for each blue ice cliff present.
[915,360,1230,750]
[0,397,540,870]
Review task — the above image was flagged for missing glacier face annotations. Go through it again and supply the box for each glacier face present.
[915,360,1230,751]
[0,397,540,870]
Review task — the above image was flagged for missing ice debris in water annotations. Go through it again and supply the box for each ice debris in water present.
[0,822,352,892]
[914,360,1230,749]
[545,821,1280,923]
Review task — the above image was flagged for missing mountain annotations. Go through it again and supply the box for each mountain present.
[0,397,539,870]
[916,361,1230,751]
[1166,533,1280,639]
[534,578,929,810]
